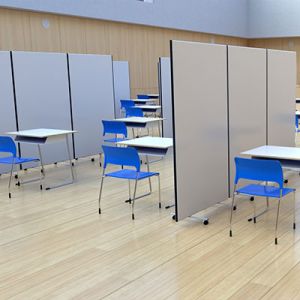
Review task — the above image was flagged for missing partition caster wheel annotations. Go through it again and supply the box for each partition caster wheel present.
[250,196,254,201]
[14,174,18,179]
[71,162,74,166]
[203,219,209,225]
[172,215,176,220]
[233,205,237,211]
[91,158,95,162]
[75,158,78,161]
[54,162,57,165]
[284,179,288,184]
[15,181,20,186]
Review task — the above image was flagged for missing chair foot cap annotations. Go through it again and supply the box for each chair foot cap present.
[159,203,162,209]
[132,213,135,220]
[253,217,257,224]
[229,230,232,237]
[8,193,11,199]
[98,208,101,214]
[294,223,296,230]
[275,237,278,245]
[40,185,43,190]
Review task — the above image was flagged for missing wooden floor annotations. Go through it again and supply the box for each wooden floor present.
[1,150,300,299]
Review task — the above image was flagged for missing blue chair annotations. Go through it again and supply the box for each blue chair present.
[230,157,296,245]
[296,114,300,133]
[102,120,128,143]
[137,94,149,99]
[125,107,144,118]
[98,145,161,220]
[0,136,41,198]
[120,99,135,116]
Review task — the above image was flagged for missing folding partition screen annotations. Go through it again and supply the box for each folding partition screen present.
[113,61,131,118]
[68,54,115,158]
[12,51,73,166]
[159,57,173,138]
[0,51,17,174]
[267,49,296,146]
[171,41,229,221]
[228,46,267,195]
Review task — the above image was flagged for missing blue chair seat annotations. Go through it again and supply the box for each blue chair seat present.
[236,184,295,198]
[0,156,39,164]
[104,137,127,143]
[105,169,158,180]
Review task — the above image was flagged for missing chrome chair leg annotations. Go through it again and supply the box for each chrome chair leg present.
[275,198,281,245]
[8,162,14,199]
[131,179,138,220]
[294,191,296,230]
[98,170,105,214]
[229,187,237,237]
[128,180,131,202]
[158,174,161,209]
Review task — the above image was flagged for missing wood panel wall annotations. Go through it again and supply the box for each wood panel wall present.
[0,8,247,97]
[248,38,300,96]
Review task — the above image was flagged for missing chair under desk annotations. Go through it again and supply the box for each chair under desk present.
[117,136,173,200]
[7,128,76,190]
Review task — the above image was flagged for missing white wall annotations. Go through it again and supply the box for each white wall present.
[248,0,300,38]
[0,0,248,38]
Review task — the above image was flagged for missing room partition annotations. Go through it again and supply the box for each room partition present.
[68,54,115,159]
[158,57,173,138]
[171,41,296,222]
[113,61,131,118]
[0,51,17,174]
[171,41,229,221]
[12,51,73,167]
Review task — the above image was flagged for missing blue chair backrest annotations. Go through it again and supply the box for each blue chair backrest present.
[120,99,135,109]
[137,94,149,99]
[102,120,127,137]
[102,145,141,172]
[234,157,284,189]
[125,107,143,117]
[296,115,299,129]
[0,136,16,157]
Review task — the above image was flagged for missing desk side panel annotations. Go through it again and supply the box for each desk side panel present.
[12,51,73,166]
[268,50,296,146]
[69,54,115,158]
[172,41,228,221]
[0,51,17,174]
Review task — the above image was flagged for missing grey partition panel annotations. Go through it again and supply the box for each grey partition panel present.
[171,41,228,221]
[0,51,17,174]
[228,46,267,195]
[159,57,173,138]
[12,51,72,165]
[113,61,130,118]
[69,54,115,158]
[267,50,296,146]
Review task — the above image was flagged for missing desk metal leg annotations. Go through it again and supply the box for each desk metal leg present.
[146,155,152,193]
[45,135,75,190]
[158,121,161,137]
[66,135,75,182]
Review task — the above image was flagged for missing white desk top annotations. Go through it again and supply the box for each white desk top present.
[116,117,164,124]
[296,111,300,115]
[7,128,76,138]
[117,136,173,149]
[242,145,300,160]
[136,105,161,109]
[146,94,159,97]
[131,98,156,103]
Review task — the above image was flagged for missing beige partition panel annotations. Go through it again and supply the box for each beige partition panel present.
[228,46,267,195]
[171,41,228,221]
[267,49,296,146]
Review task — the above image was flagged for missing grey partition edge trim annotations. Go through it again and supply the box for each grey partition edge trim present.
[171,40,228,221]
[0,51,18,174]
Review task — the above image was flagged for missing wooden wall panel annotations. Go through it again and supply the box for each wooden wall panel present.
[0,8,247,97]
